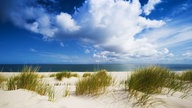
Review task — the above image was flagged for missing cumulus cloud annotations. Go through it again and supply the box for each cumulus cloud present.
[70,0,165,61]
[0,0,57,38]
[25,14,57,37]
[143,0,161,15]
[1,0,170,62]
[56,12,80,32]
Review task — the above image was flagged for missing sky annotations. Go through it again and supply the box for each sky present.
[0,0,192,64]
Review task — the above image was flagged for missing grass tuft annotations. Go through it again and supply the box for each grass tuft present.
[6,66,55,101]
[125,66,191,106]
[16,66,40,92]
[7,76,19,90]
[0,74,6,84]
[0,74,6,89]
[82,72,91,77]
[48,86,55,101]
[55,72,78,81]
[70,73,79,78]
[63,84,70,97]
[180,70,192,82]
[49,73,56,77]
[127,66,172,94]
[75,70,112,96]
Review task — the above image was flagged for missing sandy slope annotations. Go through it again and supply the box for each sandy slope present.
[0,72,192,108]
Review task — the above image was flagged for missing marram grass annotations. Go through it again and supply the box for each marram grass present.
[127,66,172,94]
[63,84,70,97]
[180,70,192,82]
[7,76,19,90]
[55,72,79,81]
[49,73,56,77]
[82,72,91,77]
[6,66,55,101]
[0,74,6,88]
[125,66,191,106]
[75,70,112,96]
[0,74,6,84]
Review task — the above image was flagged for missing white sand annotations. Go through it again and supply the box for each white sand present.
[0,72,192,108]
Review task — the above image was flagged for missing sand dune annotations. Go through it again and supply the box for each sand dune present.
[0,72,192,108]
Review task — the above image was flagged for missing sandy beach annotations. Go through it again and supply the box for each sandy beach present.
[0,72,192,108]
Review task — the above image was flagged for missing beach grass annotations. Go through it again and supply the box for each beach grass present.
[63,84,70,97]
[0,74,6,89]
[127,66,172,94]
[6,66,55,101]
[180,70,192,82]
[0,74,6,84]
[75,70,112,96]
[47,86,55,101]
[82,72,91,77]
[55,72,78,81]
[70,73,79,77]
[7,76,20,90]
[49,73,56,77]
[125,66,191,106]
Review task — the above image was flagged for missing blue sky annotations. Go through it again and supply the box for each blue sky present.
[0,0,192,64]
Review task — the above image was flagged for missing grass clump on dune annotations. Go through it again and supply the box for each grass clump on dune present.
[125,66,190,106]
[71,73,79,77]
[7,76,19,90]
[76,70,112,96]
[49,73,56,77]
[0,74,6,84]
[0,74,6,88]
[7,66,55,101]
[16,66,40,91]
[55,72,78,81]
[82,72,91,77]
[180,70,192,82]
[127,66,172,94]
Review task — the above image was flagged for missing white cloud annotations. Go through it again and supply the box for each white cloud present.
[134,15,192,63]
[56,12,80,32]
[167,53,174,57]
[25,14,57,37]
[162,48,169,54]
[140,22,192,49]
[143,0,161,15]
[138,17,165,28]
[69,0,165,61]
[156,48,175,58]
[5,0,178,63]
[93,51,117,62]
[8,3,57,38]
[182,52,192,57]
